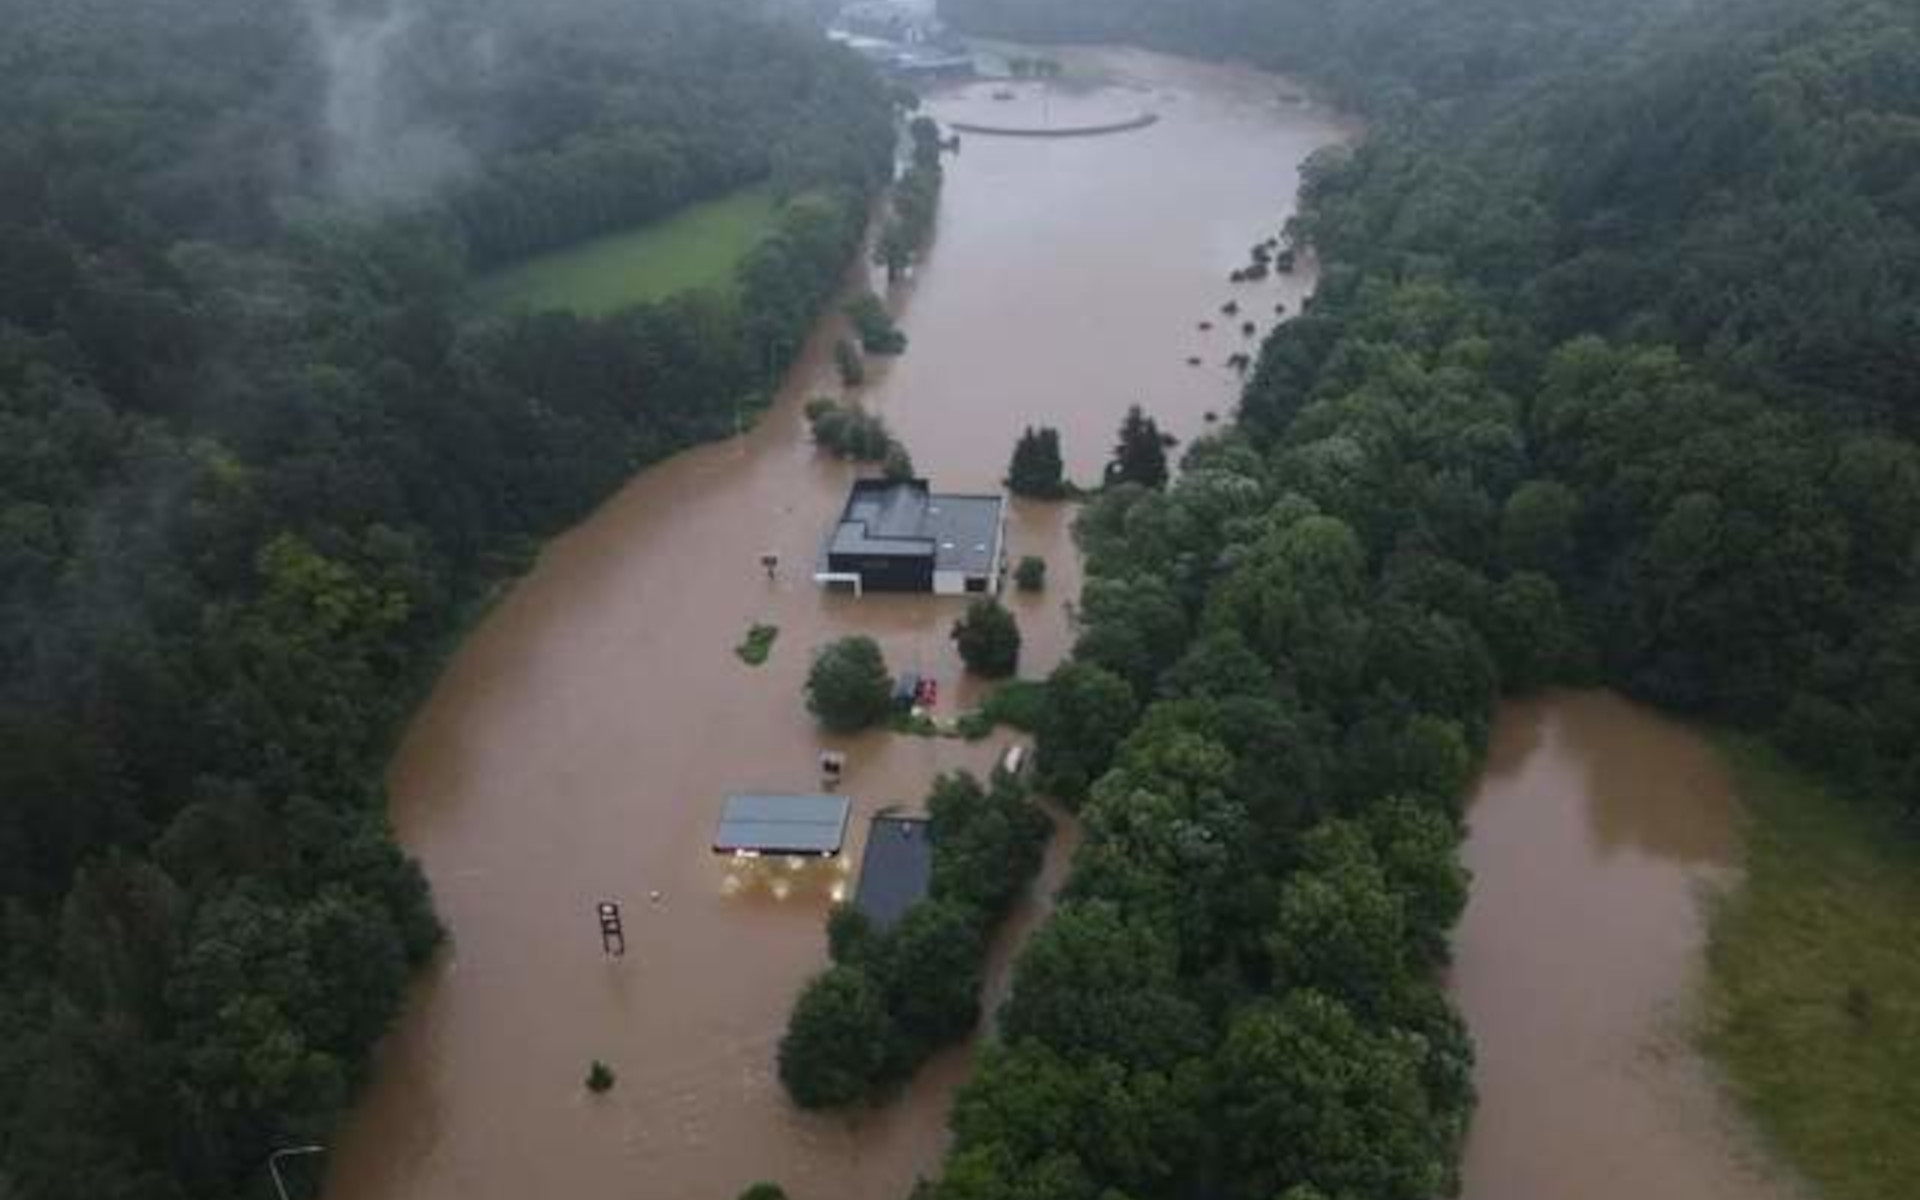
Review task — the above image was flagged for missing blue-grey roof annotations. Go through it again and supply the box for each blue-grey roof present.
[824,480,1004,575]
[853,814,934,929]
[714,794,852,856]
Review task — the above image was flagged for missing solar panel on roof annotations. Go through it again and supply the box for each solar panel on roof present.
[713,794,852,856]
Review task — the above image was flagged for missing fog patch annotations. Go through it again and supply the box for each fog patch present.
[302,0,472,208]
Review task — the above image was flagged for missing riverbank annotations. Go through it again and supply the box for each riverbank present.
[1706,739,1920,1200]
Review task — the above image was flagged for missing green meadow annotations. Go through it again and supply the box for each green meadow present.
[1705,739,1920,1200]
[475,186,777,317]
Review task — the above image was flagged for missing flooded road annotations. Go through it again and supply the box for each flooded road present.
[323,49,1343,1200]
[1454,692,1803,1200]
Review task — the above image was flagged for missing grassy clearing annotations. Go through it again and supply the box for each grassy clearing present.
[474,187,777,317]
[1705,737,1920,1200]
[735,623,779,667]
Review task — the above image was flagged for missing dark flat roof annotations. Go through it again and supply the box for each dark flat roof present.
[853,814,934,929]
[825,480,1003,575]
[714,794,852,856]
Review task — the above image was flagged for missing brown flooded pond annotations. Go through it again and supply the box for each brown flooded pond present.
[322,49,1344,1200]
[1455,691,1804,1200]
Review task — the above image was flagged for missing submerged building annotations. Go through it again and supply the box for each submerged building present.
[852,812,933,930]
[712,794,853,858]
[815,479,1006,595]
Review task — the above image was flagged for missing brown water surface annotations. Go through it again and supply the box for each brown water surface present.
[1455,692,1804,1200]
[323,49,1344,1200]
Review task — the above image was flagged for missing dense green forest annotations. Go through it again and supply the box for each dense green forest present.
[920,0,1920,1197]
[0,0,894,1196]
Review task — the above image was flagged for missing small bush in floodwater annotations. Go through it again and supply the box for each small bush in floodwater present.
[1015,556,1047,592]
[586,1060,616,1093]
[736,623,779,666]
[834,338,865,387]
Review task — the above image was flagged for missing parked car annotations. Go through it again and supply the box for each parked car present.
[892,671,923,712]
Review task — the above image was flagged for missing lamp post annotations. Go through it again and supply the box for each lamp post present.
[268,1145,325,1200]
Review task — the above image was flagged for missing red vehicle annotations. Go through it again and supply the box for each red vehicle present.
[916,678,938,708]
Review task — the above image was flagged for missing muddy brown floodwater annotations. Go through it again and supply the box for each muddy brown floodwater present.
[322,49,1345,1200]
[1454,691,1805,1200]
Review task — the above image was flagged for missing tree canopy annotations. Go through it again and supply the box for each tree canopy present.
[1105,405,1177,490]
[952,599,1022,678]
[923,0,1920,1198]
[0,1,895,1194]
[805,636,894,732]
[1007,426,1068,498]
[780,771,1051,1108]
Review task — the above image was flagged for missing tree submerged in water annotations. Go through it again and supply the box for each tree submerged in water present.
[1015,555,1047,592]
[834,337,865,387]
[1106,404,1177,490]
[1006,425,1067,498]
[952,598,1022,678]
[805,636,893,732]
[845,292,907,355]
[806,397,905,465]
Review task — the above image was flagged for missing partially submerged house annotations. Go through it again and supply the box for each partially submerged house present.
[712,794,852,858]
[815,479,1006,596]
[852,812,933,929]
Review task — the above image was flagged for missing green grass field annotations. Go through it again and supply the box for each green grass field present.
[1704,739,1920,1200]
[474,187,777,317]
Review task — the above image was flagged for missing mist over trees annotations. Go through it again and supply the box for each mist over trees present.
[5,0,1917,1193]
[0,0,894,1195]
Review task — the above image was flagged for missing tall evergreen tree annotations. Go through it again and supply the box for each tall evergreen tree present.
[1106,405,1176,490]
[1006,426,1067,497]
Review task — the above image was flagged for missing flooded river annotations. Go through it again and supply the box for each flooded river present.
[1455,692,1803,1200]
[323,49,1343,1200]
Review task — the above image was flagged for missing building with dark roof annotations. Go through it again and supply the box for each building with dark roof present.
[852,813,933,929]
[815,479,1006,595]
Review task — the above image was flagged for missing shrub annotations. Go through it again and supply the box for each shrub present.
[1015,556,1047,592]
[735,623,778,666]
[807,398,894,461]
[882,442,916,482]
[586,1060,616,1093]
[834,338,865,387]
[845,292,907,355]
[980,678,1049,732]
